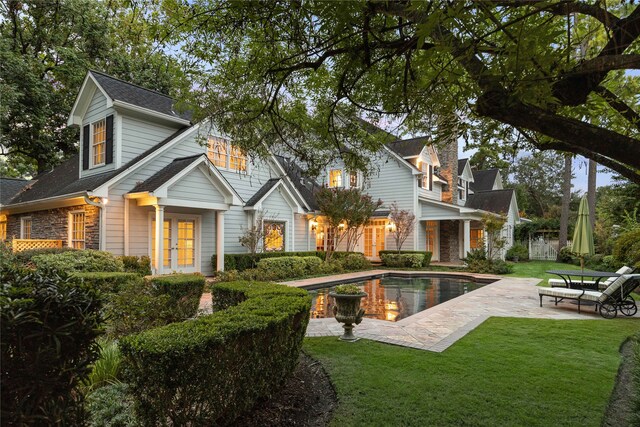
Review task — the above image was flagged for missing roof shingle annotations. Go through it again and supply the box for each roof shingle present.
[129,154,203,193]
[245,178,281,207]
[471,169,500,192]
[465,189,515,215]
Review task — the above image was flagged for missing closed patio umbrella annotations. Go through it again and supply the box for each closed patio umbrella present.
[571,196,595,279]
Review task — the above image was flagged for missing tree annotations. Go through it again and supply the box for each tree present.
[388,202,416,253]
[558,153,573,254]
[482,213,507,260]
[511,152,566,218]
[315,187,382,261]
[162,1,640,182]
[238,212,268,259]
[0,0,190,176]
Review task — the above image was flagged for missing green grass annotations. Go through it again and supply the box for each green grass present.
[506,260,590,285]
[305,317,638,427]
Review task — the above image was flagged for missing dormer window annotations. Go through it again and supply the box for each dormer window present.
[207,136,247,172]
[329,169,343,188]
[458,178,467,200]
[92,119,106,167]
[418,161,433,191]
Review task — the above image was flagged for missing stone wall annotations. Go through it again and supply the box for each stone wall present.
[437,139,458,205]
[5,204,100,250]
[439,220,460,262]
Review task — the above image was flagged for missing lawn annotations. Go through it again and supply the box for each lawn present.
[305,317,638,427]
[506,260,592,285]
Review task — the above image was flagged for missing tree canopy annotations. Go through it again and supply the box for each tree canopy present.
[162,0,640,182]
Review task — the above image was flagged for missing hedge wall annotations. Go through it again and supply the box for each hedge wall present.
[73,272,142,294]
[120,281,311,425]
[378,250,432,267]
[212,250,362,271]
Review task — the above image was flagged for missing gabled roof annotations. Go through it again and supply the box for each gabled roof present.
[274,156,321,211]
[0,178,29,205]
[3,126,191,207]
[465,189,515,215]
[90,71,192,122]
[458,159,468,176]
[386,136,430,158]
[471,169,500,192]
[245,178,280,207]
[129,155,202,193]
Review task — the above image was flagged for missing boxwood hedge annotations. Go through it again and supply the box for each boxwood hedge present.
[212,250,362,271]
[120,281,311,426]
[379,250,432,267]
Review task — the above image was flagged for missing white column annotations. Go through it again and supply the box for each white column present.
[463,219,471,257]
[155,205,164,275]
[216,211,225,272]
[124,198,130,256]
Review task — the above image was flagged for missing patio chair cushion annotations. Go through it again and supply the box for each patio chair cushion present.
[537,287,601,302]
[598,274,639,303]
[548,266,633,290]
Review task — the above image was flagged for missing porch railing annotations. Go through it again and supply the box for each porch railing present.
[12,239,63,252]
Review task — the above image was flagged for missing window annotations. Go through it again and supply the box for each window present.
[21,217,32,239]
[264,222,285,252]
[92,119,106,167]
[207,136,247,172]
[69,212,85,249]
[458,178,466,200]
[329,169,343,188]
[470,229,484,249]
[349,172,358,188]
[0,220,6,240]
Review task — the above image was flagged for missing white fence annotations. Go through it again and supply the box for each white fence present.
[523,239,570,261]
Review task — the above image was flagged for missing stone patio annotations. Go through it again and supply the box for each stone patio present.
[201,270,639,353]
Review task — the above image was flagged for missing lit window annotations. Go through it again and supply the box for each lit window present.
[264,222,285,252]
[0,220,6,240]
[470,229,484,249]
[349,172,358,188]
[208,136,228,168]
[92,119,106,167]
[329,169,343,188]
[21,217,31,239]
[70,212,85,249]
[229,145,247,172]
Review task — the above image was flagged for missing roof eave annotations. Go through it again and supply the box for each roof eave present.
[112,101,191,126]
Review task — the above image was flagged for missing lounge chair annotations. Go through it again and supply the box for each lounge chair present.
[538,274,639,318]
[548,266,634,290]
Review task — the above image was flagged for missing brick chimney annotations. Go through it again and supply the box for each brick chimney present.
[438,137,458,205]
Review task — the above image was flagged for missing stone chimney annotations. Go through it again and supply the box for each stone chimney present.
[438,137,458,205]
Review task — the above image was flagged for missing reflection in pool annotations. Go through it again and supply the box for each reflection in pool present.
[309,276,487,322]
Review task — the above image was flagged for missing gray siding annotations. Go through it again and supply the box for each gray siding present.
[120,116,180,165]
[81,88,116,177]
[261,186,294,251]
[167,168,226,204]
[294,214,310,251]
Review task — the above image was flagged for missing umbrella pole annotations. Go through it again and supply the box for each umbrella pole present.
[580,257,585,285]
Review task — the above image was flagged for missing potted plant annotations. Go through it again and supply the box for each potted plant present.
[329,284,367,341]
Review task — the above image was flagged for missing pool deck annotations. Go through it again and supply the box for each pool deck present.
[201,270,639,353]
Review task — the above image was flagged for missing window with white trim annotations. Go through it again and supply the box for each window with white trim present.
[69,212,86,249]
[21,217,32,239]
[0,220,6,240]
[349,171,359,188]
[92,119,106,167]
[207,136,247,172]
[458,178,467,200]
[329,169,343,188]
[264,222,286,252]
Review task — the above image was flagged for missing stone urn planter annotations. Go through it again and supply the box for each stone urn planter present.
[329,284,367,342]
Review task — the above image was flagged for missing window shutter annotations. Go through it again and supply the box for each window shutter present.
[105,115,114,164]
[82,124,90,170]
[429,165,433,191]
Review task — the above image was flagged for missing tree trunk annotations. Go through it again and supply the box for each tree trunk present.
[558,153,572,258]
[587,159,597,228]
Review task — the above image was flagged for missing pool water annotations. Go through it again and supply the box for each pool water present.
[309,276,487,322]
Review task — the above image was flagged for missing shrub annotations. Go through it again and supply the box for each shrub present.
[378,250,432,267]
[119,255,151,276]
[613,228,640,267]
[257,256,307,279]
[380,253,425,268]
[120,281,311,426]
[1,267,103,425]
[86,383,136,427]
[107,274,205,338]
[83,339,122,393]
[333,284,362,294]
[213,251,326,271]
[340,253,372,271]
[74,272,142,295]
[32,249,124,272]
[466,259,514,274]
[301,256,323,274]
[505,243,529,261]
[13,246,77,265]
[558,246,579,264]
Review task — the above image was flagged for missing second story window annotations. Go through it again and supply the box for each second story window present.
[418,162,433,191]
[207,136,247,172]
[92,119,106,167]
[329,169,343,188]
[349,172,358,188]
[458,178,467,200]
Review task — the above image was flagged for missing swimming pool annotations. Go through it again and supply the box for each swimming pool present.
[308,275,488,322]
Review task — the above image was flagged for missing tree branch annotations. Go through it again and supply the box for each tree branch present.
[595,86,640,132]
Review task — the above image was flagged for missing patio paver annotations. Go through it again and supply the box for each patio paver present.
[200,271,639,353]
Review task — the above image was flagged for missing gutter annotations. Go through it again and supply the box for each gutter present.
[84,195,108,251]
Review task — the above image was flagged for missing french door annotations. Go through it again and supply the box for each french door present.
[151,215,199,273]
[364,220,386,259]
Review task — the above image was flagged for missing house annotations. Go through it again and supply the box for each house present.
[0,71,521,273]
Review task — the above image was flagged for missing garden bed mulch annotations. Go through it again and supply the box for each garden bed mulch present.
[602,337,639,427]
[231,352,337,426]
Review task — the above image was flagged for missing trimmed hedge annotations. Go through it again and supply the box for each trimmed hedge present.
[380,253,425,268]
[120,281,311,425]
[32,249,124,272]
[147,274,205,320]
[119,255,152,276]
[1,267,103,425]
[74,272,142,294]
[13,246,78,265]
[212,250,362,271]
[340,253,372,270]
[379,250,432,267]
